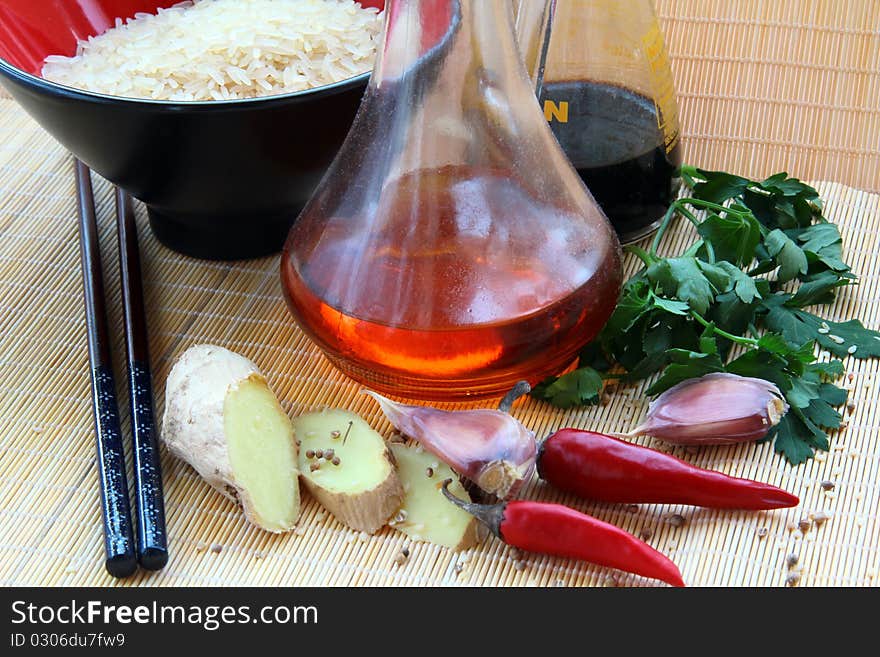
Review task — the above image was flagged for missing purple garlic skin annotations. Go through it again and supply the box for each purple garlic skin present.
[629,372,789,445]
[366,391,536,499]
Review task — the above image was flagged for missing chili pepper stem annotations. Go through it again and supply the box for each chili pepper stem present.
[440,479,504,539]
[498,380,531,413]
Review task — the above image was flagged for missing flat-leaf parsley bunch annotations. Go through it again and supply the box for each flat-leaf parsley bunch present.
[533,167,880,464]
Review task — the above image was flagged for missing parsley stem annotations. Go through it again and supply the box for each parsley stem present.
[690,311,760,346]
[679,165,699,189]
[625,244,654,268]
[649,202,680,257]
[679,198,751,218]
[649,197,749,259]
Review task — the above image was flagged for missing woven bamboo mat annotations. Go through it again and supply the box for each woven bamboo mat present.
[1,1,879,587]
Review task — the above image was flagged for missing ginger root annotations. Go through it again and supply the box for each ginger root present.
[162,344,300,533]
[388,443,479,551]
[293,409,402,534]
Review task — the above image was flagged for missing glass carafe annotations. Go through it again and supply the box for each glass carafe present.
[280,0,622,401]
[538,0,682,243]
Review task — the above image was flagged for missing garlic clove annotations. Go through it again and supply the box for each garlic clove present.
[366,390,536,499]
[628,372,789,445]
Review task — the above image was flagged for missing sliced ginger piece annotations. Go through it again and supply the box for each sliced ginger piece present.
[388,443,479,551]
[162,344,300,533]
[293,409,402,534]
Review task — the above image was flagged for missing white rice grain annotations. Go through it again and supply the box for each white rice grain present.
[42,0,382,101]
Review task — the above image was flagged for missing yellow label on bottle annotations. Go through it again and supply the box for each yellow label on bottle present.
[642,23,679,152]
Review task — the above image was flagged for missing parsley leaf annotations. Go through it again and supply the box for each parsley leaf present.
[696,209,762,266]
[647,257,719,314]
[532,367,604,409]
[761,296,880,358]
[764,229,809,282]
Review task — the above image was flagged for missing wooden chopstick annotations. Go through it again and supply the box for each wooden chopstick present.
[74,159,137,578]
[115,188,169,571]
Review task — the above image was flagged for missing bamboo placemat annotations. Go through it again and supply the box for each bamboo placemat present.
[1,1,879,587]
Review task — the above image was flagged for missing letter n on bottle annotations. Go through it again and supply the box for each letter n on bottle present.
[544,100,569,123]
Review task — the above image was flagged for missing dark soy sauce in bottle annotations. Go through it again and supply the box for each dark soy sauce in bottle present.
[541,81,682,243]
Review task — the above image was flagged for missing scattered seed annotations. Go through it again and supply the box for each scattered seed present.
[210,543,223,554]
[514,560,527,571]
[331,430,341,439]
[666,513,687,528]
[847,373,854,382]
[639,528,653,540]
[309,462,320,472]
[798,518,811,533]
[195,542,209,553]
[812,511,831,525]
[820,480,836,491]
[305,450,315,459]
[756,527,769,538]
[846,401,856,414]
[393,552,407,567]
[828,335,845,344]
[315,449,324,459]
[605,575,620,587]
[786,553,799,568]
[332,457,341,466]
[786,521,798,532]
[294,526,306,536]
[815,452,827,462]
[453,563,464,575]
[786,572,801,587]
[402,546,410,558]
[389,510,408,526]
[625,504,639,513]
[324,448,335,460]
[425,467,434,478]
[358,531,369,542]
[847,345,858,354]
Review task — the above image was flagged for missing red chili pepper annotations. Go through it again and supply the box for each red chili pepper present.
[440,480,685,587]
[538,429,799,510]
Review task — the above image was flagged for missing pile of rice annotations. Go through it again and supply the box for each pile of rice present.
[41,0,383,101]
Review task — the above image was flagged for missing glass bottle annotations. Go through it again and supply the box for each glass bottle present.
[537,0,682,243]
[280,0,622,401]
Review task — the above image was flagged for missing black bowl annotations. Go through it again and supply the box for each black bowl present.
[0,0,379,260]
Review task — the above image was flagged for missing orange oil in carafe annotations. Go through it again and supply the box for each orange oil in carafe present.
[281,166,621,400]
